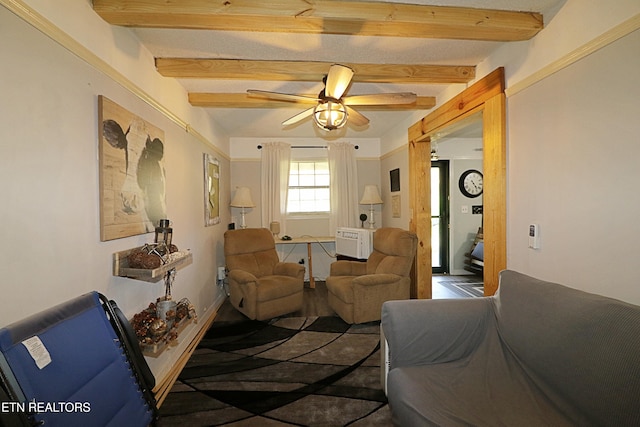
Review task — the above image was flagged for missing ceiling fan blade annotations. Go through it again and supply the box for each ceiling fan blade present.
[346,106,369,127]
[343,92,417,106]
[324,64,354,100]
[247,90,319,103]
[282,107,315,126]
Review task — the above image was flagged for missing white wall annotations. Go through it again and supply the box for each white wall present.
[380,147,410,229]
[477,0,640,89]
[506,27,640,304]
[476,0,640,304]
[0,2,230,333]
[376,0,640,306]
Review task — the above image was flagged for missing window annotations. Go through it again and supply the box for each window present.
[287,160,330,214]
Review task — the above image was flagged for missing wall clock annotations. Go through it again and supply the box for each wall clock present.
[458,169,483,198]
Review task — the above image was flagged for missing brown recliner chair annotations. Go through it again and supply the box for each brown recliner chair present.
[224,228,305,321]
[326,227,418,324]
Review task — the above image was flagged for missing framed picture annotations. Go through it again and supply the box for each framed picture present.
[392,194,401,218]
[98,96,166,241]
[204,154,220,226]
[390,168,400,192]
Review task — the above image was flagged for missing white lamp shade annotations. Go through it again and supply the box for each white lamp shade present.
[360,185,383,205]
[230,186,255,208]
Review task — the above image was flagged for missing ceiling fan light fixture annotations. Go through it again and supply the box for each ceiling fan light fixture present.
[313,99,347,131]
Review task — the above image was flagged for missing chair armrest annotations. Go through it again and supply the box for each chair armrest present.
[228,269,258,284]
[352,273,400,287]
[274,262,305,279]
[381,298,493,369]
[330,260,367,276]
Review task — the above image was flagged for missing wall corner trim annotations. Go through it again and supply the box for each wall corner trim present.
[1,0,227,159]
[506,13,640,98]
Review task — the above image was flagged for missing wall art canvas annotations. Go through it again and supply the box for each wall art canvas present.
[204,153,220,226]
[392,194,401,218]
[98,95,167,241]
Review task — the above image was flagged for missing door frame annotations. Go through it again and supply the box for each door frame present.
[409,67,506,298]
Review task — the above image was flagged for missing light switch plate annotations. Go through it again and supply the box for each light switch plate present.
[529,224,540,249]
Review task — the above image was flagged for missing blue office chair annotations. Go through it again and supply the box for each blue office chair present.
[0,292,157,427]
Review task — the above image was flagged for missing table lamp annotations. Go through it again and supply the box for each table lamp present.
[360,185,383,229]
[230,186,255,229]
[270,221,281,238]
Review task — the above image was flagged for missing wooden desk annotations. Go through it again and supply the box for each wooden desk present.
[275,236,335,288]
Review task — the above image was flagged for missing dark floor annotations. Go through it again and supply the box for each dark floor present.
[215,275,481,322]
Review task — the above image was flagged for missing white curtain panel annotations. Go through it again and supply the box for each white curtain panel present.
[328,142,359,235]
[260,142,291,235]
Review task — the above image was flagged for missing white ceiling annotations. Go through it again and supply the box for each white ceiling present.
[130,0,566,140]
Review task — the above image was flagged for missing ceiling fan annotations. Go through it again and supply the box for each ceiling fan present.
[247,64,417,131]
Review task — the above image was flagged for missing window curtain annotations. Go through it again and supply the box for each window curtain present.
[260,142,291,235]
[328,142,359,235]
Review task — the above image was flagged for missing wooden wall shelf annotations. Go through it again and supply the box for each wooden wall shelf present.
[113,247,192,282]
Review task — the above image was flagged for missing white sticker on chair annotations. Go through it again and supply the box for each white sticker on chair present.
[21,336,52,369]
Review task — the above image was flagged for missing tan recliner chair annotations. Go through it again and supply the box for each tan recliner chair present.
[224,228,305,321]
[326,227,418,324]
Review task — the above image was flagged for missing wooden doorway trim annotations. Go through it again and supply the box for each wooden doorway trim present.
[408,67,506,298]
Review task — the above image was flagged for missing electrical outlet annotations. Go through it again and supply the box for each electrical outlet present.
[217,266,226,280]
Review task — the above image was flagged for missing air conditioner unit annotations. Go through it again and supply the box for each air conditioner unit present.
[335,227,373,259]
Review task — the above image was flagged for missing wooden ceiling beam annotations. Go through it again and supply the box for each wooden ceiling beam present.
[156,59,475,84]
[188,93,436,110]
[93,0,543,41]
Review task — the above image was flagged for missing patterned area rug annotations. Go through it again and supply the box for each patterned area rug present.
[159,316,391,426]
[438,280,485,298]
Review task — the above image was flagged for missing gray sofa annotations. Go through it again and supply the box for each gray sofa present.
[381,270,640,426]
